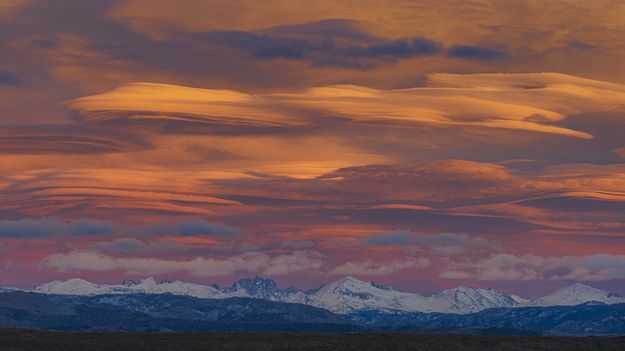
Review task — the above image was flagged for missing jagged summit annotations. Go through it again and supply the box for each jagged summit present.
[223,276,307,303]
[121,279,139,286]
[369,281,401,291]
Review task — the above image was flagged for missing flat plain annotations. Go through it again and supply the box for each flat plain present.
[1,328,624,351]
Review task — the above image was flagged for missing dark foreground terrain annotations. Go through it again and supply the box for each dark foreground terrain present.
[1,328,624,351]
[3,292,625,335]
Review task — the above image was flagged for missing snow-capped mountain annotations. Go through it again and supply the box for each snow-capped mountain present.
[306,277,519,314]
[33,277,225,299]
[6,277,624,315]
[306,276,427,314]
[527,283,625,307]
[426,285,520,314]
[0,286,19,293]
[510,294,531,304]
[222,276,308,304]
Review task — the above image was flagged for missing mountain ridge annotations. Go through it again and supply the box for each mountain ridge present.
[1,291,625,335]
[9,276,625,315]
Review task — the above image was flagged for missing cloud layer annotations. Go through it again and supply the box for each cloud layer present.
[1,0,625,295]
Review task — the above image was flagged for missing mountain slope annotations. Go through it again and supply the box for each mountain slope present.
[222,276,308,304]
[29,276,521,314]
[350,303,625,335]
[13,277,625,315]
[307,277,519,314]
[33,278,224,299]
[307,276,426,313]
[427,286,519,314]
[0,291,354,332]
[2,291,625,335]
[527,283,625,307]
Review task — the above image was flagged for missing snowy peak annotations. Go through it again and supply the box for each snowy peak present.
[34,278,102,295]
[528,283,625,307]
[510,294,531,304]
[431,286,519,314]
[9,277,625,316]
[121,279,139,287]
[308,280,521,314]
[328,276,371,291]
[369,281,401,292]
[318,276,385,297]
[223,276,306,303]
[308,276,425,314]
[223,276,279,297]
[128,278,224,298]
[33,277,224,299]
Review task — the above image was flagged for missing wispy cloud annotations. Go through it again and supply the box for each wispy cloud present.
[0,218,115,238]
[43,250,324,277]
[329,258,430,276]
[441,253,625,282]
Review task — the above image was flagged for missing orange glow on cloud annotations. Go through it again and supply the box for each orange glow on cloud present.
[2,0,625,292]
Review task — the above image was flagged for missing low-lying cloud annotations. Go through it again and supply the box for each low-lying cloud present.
[329,257,430,276]
[441,253,625,282]
[43,250,324,277]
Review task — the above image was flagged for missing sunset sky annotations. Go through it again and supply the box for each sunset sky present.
[2,0,625,297]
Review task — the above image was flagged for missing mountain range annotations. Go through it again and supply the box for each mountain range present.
[18,276,625,315]
[1,290,625,335]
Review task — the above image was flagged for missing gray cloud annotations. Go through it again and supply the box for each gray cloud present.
[0,70,21,86]
[195,20,441,68]
[43,249,324,277]
[447,45,507,60]
[366,231,495,255]
[137,220,241,237]
[0,217,241,239]
[441,253,625,282]
[0,217,115,238]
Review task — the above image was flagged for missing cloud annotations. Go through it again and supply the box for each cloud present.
[172,20,441,68]
[3,159,625,238]
[0,129,146,154]
[430,246,467,256]
[0,217,115,238]
[447,45,507,60]
[279,240,316,250]
[88,237,191,254]
[329,257,430,276]
[566,41,595,50]
[367,231,489,247]
[0,70,21,86]
[68,82,305,131]
[90,237,150,253]
[0,216,243,239]
[42,250,324,277]
[441,253,625,282]
[366,231,494,256]
[438,270,474,280]
[138,220,241,237]
[0,0,31,21]
[70,72,625,143]
[261,250,324,275]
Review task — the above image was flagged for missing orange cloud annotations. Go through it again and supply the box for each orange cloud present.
[0,0,31,21]
[70,73,625,143]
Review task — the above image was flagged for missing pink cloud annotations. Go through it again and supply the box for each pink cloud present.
[329,257,430,276]
[42,250,324,277]
[441,253,625,282]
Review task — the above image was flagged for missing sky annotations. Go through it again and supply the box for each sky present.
[1,0,625,297]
